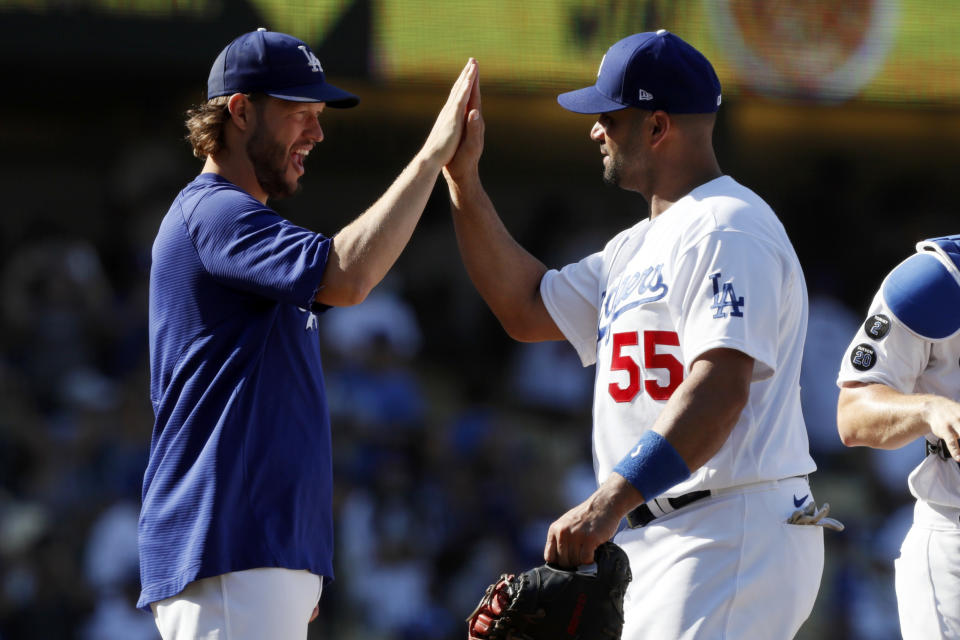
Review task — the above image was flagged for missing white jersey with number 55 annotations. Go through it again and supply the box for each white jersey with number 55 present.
[540,176,816,496]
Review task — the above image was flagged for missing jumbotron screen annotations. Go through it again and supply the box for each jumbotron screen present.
[373,0,956,104]
[2,0,957,104]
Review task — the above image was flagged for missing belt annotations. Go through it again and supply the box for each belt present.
[625,476,807,529]
[626,491,711,528]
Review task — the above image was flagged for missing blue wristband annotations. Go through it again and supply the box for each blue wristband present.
[612,431,691,501]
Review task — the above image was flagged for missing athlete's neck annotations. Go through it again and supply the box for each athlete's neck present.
[202,152,269,205]
[648,167,724,219]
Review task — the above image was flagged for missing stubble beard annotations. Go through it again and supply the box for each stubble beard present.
[246,123,300,200]
[602,153,623,187]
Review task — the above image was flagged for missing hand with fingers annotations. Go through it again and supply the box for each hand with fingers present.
[420,58,479,168]
[442,60,484,183]
[924,395,960,462]
[544,474,641,568]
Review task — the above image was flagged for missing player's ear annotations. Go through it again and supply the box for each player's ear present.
[227,93,253,132]
[648,111,670,148]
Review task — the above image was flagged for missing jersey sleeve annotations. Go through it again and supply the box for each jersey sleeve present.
[184,190,331,309]
[540,250,604,367]
[672,230,783,380]
[837,290,929,394]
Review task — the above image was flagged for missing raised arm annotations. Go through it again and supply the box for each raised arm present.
[441,66,563,342]
[838,381,960,460]
[315,59,477,307]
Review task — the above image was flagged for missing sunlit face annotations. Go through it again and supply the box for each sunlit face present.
[246,98,325,200]
[590,109,648,191]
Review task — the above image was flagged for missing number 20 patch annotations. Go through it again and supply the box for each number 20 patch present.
[850,343,877,371]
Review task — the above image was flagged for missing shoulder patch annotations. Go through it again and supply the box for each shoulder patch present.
[881,252,960,341]
[863,314,891,340]
[850,343,877,371]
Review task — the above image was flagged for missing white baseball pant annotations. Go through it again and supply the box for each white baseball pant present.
[895,499,960,640]
[615,476,824,639]
[151,567,322,640]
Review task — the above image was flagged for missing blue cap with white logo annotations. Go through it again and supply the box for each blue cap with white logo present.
[558,30,720,114]
[207,28,359,108]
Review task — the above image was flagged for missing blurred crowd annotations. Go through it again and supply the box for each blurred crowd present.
[0,132,929,640]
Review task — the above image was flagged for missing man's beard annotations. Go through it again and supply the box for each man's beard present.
[246,124,300,200]
[602,153,622,187]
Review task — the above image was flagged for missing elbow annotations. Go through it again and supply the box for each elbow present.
[836,409,859,448]
[837,426,881,449]
[316,277,375,307]
[499,311,548,343]
[497,291,556,342]
[345,277,376,306]
[836,412,875,448]
[837,424,861,448]
[340,282,374,307]
[836,388,870,448]
[339,289,369,307]
[502,319,538,342]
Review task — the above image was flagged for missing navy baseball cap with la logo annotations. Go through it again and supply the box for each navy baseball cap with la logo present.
[558,30,720,114]
[207,28,359,107]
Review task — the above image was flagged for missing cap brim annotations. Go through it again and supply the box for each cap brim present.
[557,86,628,114]
[267,82,359,108]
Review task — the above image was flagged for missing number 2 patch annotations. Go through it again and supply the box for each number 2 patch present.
[863,314,891,340]
[850,343,877,371]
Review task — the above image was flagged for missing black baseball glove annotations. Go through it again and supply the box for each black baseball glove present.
[466,541,632,640]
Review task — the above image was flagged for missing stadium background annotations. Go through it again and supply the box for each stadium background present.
[0,1,958,638]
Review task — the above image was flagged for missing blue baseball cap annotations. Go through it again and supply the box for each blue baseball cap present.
[558,30,721,114]
[207,28,359,108]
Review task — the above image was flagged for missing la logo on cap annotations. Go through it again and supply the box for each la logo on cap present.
[298,45,323,73]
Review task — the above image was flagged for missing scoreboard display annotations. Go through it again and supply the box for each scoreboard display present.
[1,0,958,104]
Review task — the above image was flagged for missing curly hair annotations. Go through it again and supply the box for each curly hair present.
[184,93,265,159]
[184,96,231,159]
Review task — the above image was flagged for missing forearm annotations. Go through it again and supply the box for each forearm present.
[838,383,936,449]
[316,152,441,306]
[650,349,751,473]
[545,351,751,567]
[447,173,561,342]
[315,59,478,307]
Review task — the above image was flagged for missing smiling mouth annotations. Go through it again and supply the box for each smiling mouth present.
[292,147,311,175]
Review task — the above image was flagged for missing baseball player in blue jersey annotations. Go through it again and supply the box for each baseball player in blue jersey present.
[448,32,838,639]
[142,28,476,639]
[838,236,960,639]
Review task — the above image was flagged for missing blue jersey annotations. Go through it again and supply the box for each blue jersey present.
[140,173,333,609]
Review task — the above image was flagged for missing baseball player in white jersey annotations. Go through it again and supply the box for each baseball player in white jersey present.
[445,32,837,639]
[838,235,960,640]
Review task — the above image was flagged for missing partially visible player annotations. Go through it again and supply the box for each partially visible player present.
[444,31,830,639]
[837,236,960,640]
[141,28,476,639]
